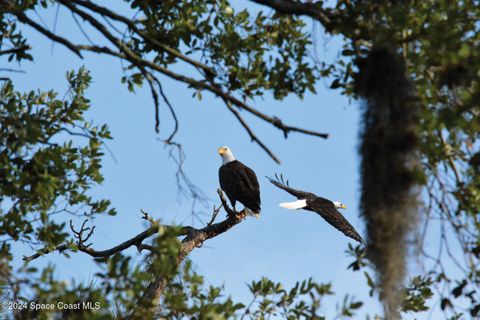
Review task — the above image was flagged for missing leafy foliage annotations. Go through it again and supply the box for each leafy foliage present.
[124,0,318,100]
[0,68,117,318]
[0,68,115,245]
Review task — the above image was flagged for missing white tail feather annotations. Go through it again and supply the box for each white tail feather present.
[245,208,260,218]
[279,199,307,210]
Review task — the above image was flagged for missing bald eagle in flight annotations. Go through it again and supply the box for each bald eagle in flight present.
[269,176,364,244]
[218,146,260,217]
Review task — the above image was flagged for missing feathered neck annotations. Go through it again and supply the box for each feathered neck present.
[221,151,236,165]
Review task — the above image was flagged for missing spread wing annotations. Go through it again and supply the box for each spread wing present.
[267,175,315,199]
[308,197,365,244]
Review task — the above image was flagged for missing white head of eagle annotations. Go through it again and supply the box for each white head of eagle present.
[333,201,347,209]
[218,146,261,217]
[218,146,236,164]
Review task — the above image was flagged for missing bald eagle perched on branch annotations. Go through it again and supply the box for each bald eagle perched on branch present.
[268,176,364,244]
[218,146,261,217]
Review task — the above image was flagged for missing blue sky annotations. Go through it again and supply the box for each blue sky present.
[2,2,450,319]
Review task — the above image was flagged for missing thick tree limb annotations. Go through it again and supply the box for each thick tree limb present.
[250,0,364,55]
[250,0,335,30]
[143,189,244,311]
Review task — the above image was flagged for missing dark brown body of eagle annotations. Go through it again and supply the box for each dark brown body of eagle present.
[219,160,261,215]
[269,178,364,244]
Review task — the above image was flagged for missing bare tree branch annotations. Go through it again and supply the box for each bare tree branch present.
[141,69,161,133]
[141,209,156,225]
[153,76,179,143]
[12,2,329,163]
[22,222,195,263]
[76,224,194,258]
[207,204,222,226]
[22,189,241,298]
[22,243,70,263]
[223,98,282,164]
[0,68,26,73]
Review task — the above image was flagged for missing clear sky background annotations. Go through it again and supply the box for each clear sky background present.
[3,2,449,319]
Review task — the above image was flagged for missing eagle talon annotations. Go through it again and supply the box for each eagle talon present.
[236,209,248,220]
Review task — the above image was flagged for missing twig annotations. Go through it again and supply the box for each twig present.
[141,69,161,133]
[154,77,178,143]
[16,12,83,58]
[51,3,61,54]
[207,204,222,227]
[141,209,155,225]
[223,98,281,164]
[240,296,258,320]
[0,68,26,73]
[70,219,95,247]
[438,131,461,184]
[71,10,95,45]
